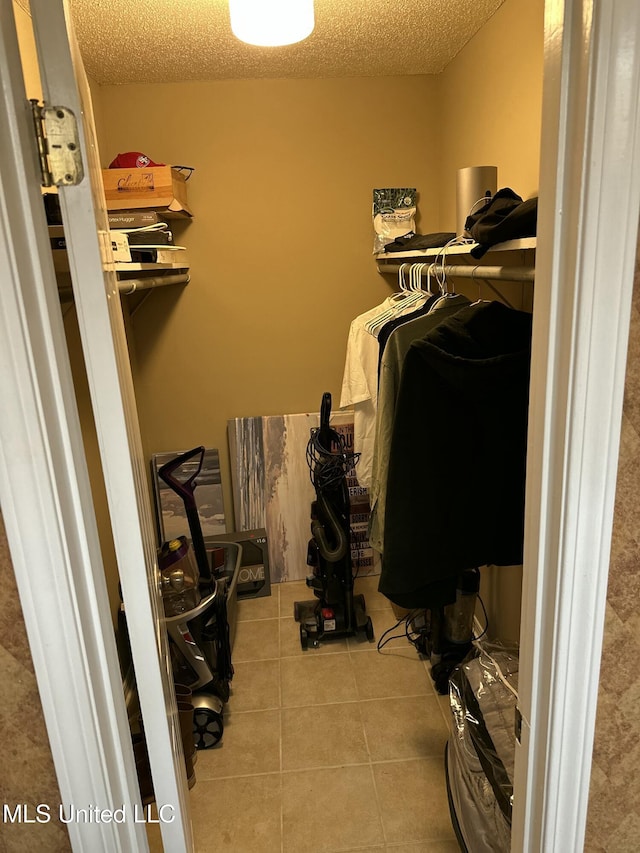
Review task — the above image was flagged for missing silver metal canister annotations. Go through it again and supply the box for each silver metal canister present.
[456,165,498,237]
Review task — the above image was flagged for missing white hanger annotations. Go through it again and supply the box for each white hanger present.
[365,264,409,333]
[409,262,422,292]
[410,262,433,294]
[365,263,426,336]
[428,262,450,312]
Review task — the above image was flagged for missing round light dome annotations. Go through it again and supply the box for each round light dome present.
[229,0,315,47]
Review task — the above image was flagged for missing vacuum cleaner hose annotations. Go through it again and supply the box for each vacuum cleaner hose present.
[311,493,348,563]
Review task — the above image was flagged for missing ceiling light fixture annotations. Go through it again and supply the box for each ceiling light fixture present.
[229,0,315,47]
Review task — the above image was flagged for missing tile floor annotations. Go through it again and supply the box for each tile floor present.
[149,575,459,853]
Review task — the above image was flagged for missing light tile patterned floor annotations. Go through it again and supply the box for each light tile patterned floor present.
[149,576,459,853]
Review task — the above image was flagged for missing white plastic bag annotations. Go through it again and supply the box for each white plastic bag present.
[372,187,417,253]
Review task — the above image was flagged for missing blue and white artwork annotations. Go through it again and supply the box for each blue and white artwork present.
[228,412,379,584]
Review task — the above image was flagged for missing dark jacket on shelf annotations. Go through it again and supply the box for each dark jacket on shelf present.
[465,188,537,258]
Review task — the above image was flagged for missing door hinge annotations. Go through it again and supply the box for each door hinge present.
[515,705,523,744]
[30,100,84,187]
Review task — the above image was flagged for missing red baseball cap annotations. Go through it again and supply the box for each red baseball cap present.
[109,152,164,169]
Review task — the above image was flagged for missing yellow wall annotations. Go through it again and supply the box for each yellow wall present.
[438,0,545,230]
[13,0,41,98]
[96,76,442,524]
[89,0,543,543]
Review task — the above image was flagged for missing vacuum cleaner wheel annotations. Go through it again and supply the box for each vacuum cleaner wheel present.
[193,706,224,749]
[191,693,225,749]
[365,616,374,642]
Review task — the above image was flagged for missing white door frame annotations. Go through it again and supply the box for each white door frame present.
[31,0,194,849]
[1,0,639,851]
[513,1,640,850]
[0,0,192,850]
[0,1,149,850]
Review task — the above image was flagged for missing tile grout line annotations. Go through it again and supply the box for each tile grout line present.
[225,691,444,719]
[353,592,391,849]
[279,707,284,853]
[237,645,430,664]
[193,754,448,785]
[351,638,388,848]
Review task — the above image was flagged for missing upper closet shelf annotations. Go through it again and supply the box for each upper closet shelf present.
[114,262,190,296]
[375,237,536,283]
[115,262,190,273]
[375,237,536,262]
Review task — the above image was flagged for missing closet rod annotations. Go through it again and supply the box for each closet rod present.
[117,272,190,294]
[377,263,535,283]
[57,272,190,303]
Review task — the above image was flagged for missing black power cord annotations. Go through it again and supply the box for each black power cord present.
[472,594,489,642]
[376,609,428,654]
[375,595,490,656]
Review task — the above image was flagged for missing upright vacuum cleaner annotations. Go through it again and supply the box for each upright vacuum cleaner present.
[294,393,374,649]
[158,447,237,748]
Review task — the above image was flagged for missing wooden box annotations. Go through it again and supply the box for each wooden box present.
[101,166,192,218]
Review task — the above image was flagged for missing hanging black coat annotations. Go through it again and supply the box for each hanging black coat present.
[378,300,533,609]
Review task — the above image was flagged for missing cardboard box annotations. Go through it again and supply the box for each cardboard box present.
[102,166,192,219]
[110,230,131,262]
[108,210,167,229]
[50,225,132,266]
[206,529,271,600]
[127,245,187,265]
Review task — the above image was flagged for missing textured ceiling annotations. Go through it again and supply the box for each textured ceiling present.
[62,0,506,85]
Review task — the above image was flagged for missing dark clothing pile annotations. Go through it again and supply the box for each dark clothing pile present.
[382,231,457,253]
[465,188,537,258]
